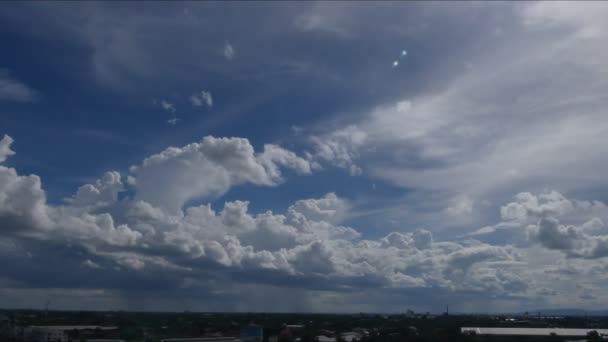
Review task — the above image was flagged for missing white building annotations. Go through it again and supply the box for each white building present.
[24,326,68,342]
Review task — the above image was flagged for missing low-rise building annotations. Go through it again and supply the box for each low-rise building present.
[24,326,68,342]
[161,338,240,342]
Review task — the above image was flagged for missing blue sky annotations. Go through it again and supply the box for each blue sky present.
[2,1,608,313]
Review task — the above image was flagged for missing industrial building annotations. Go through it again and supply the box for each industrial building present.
[461,327,608,338]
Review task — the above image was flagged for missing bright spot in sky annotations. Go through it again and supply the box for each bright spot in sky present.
[401,50,407,56]
[392,60,399,67]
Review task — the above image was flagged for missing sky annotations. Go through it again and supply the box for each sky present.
[1,1,608,313]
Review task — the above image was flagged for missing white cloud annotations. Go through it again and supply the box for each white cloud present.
[4,1,608,312]
[129,136,312,212]
[288,192,348,224]
[294,12,350,38]
[0,132,535,302]
[0,70,36,102]
[82,259,102,269]
[0,135,16,163]
[160,99,176,113]
[1,142,140,249]
[0,161,50,231]
[479,191,608,259]
[68,171,124,207]
[223,42,235,60]
[522,1,608,39]
[189,90,213,108]
[527,216,608,259]
[310,125,367,174]
[500,191,608,225]
[167,118,180,126]
[445,195,474,217]
[306,2,608,215]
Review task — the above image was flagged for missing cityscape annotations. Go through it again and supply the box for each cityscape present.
[4,309,608,341]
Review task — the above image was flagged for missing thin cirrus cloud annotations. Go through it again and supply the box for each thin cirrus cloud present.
[189,90,213,108]
[160,99,176,114]
[0,69,36,102]
[167,118,180,126]
[310,1,608,214]
[223,42,235,60]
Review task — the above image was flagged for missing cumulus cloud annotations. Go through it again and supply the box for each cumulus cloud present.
[0,70,36,102]
[129,136,312,212]
[310,125,367,175]
[0,159,50,231]
[0,133,531,303]
[0,135,16,163]
[68,171,124,207]
[189,90,213,108]
[6,1,608,311]
[500,191,608,225]
[0,137,146,251]
[476,191,608,259]
[527,217,608,259]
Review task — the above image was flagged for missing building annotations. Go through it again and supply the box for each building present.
[339,332,362,342]
[240,326,263,342]
[24,326,68,342]
[161,338,240,342]
[316,336,336,342]
[23,325,119,342]
[0,315,16,340]
[461,327,608,338]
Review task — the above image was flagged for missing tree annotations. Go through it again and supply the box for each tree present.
[587,330,601,341]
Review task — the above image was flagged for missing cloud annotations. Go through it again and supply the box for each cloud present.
[189,90,213,108]
[0,135,16,163]
[160,99,176,114]
[522,1,608,39]
[479,191,608,259]
[310,125,367,174]
[0,160,50,232]
[67,171,124,207]
[302,2,608,218]
[0,70,36,102]
[527,217,608,259]
[223,42,235,60]
[167,118,180,126]
[0,133,534,308]
[445,195,474,217]
[3,2,608,312]
[294,12,350,38]
[129,136,312,212]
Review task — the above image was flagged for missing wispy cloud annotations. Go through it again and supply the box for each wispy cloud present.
[160,99,176,114]
[223,42,235,60]
[0,69,36,102]
[189,90,213,108]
